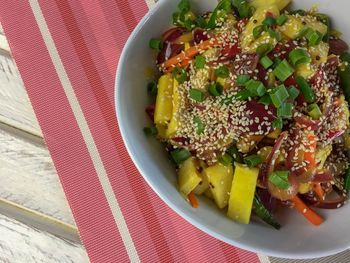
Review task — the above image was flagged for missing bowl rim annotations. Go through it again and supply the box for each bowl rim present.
[115,0,350,259]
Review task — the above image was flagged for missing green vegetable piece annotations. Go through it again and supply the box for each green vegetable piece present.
[344,168,350,193]
[208,83,223,96]
[253,25,265,39]
[215,65,230,78]
[296,76,315,103]
[147,81,158,96]
[171,148,191,165]
[234,89,252,100]
[288,85,300,101]
[277,103,293,118]
[189,89,205,102]
[218,153,233,166]
[195,55,206,69]
[307,103,322,120]
[262,16,276,27]
[276,14,288,26]
[226,145,243,163]
[244,154,263,167]
[260,56,274,69]
[289,9,306,16]
[143,126,158,137]
[273,59,294,81]
[178,0,190,13]
[149,38,163,50]
[269,171,290,189]
[207,0,232,29]
[237,74,250,86]
[259,94,272,105]
[267,28,281,41]
[172,67,188,84]
[246,80,266,97]
[272,117,283,130]
[195,16,207,28]
[256,43,273,57]
[289,48,311,66]
[340,52,350,63]
[338,65,350,103]
[232,0,252,18]
[315,13,330,42]
[253,194,281,229]
[304,28,323,46]
[193,116,205,134]
[270,84,289,108]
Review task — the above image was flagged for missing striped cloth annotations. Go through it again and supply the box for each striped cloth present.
[0,0,348,262]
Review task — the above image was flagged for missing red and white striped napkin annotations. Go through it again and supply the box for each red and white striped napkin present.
[0,0,268,262]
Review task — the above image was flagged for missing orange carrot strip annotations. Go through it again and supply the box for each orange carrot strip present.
[313,183,325,200]
[163,38,220,70]
[291,196,324,226]
[304,134,317,168]
[188,191,199,208]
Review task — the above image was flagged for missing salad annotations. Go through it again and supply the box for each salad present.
[143,0,350,229]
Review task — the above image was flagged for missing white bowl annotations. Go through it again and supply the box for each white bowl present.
[116,0,350,259]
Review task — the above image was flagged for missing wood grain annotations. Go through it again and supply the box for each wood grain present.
[0,214,88,263]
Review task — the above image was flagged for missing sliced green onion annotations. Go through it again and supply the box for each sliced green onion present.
[253,25,265,39]
[218,153,233,166]
[296,76,315,103]
[260,56,274,69]
[172,67,188,84]
[305,29,323,46]
[244,154,263,167]
[149,38,163,50]
[344,168,350,193]
[226,145,243,163]
[273,59,294,81]
[315,13,330,42]
[288,85,300,101]
[246,80,266,97]
[307,103,322,120]
[253,194,281,229]
[208,83,223,96]
[259,94,272,105]
[270,85,290,108]
[193,116,205,134]
[207,0,232,29]
[195,16,207,28]
[234,89,252,100]
[256,43,273,57]
[215,65,230,78]
[262,16,276,27]
[276,14,288,26]
[236,74,250,86]
[189,89,205,102]
[143,126,158,137]
[277,102,293,118]
[232,0,252,19]
[267,28,281,41]
[147,81,158,96]
[178,0,190,13]
[340,52,350,63]
[273,57,282,69]
[195,55,206,69]
[289,9,306,16]
[269,171,290,189]
[272,117,283,130]
[289,48,311,66]
[170,149,191,165]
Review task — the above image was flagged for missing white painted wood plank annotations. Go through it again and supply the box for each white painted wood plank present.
[0,123,74,225]
[0,214,88,263]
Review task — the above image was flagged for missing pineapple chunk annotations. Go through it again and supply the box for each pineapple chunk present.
[308,42,329,65]
[295,63,316,79]
[280,15,304,39]
[250,0,291,11]
[303,15,328,36]
[227,163,259,224]
[178,158,202,196]
[166,80,180,137]
[315,144,332,170]
[241,6,280,51]
[193,162,209,195]
[246,31,278,53]
[154,74,173,125]
[237,134,264,153]
[205,163,234,209]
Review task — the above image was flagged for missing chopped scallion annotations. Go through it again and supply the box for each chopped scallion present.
[149,38,163,50]
[277,103,293,118]
[246,80,266,97]
[256,43,273,57]
[270,84,290,108]
[276,14,288,26]
[296,76,315,103]
[288,85,300,101]
[147,81,158,96]
[170,149,191,165]
[289,48,311,66]
[234,89,252,100]
[208,83,223,96]
[215,65,230,78]
[244,154,263,167]
[172,67,188,84]
[189,89,205,102]
[143,126,158,137]
[273,59,294,81]
[236,74,250,86]
[259,94,272,105]
[193,116,205,134]
[253,25,265,39]
[307,103,322,120]
[195,55,206,69]
[226,145,243,163]
[260,56,274,69]
[272,117,283,130]
[269,171,290,189]
[262,16,276,27]
[219,153,233,166]
[267,28,281,41]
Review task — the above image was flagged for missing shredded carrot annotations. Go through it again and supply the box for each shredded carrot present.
[188,191,199,208]
[304,133,317,168]
[291,196,324,226]
[313,183,325,200]
[163,38,220,70]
